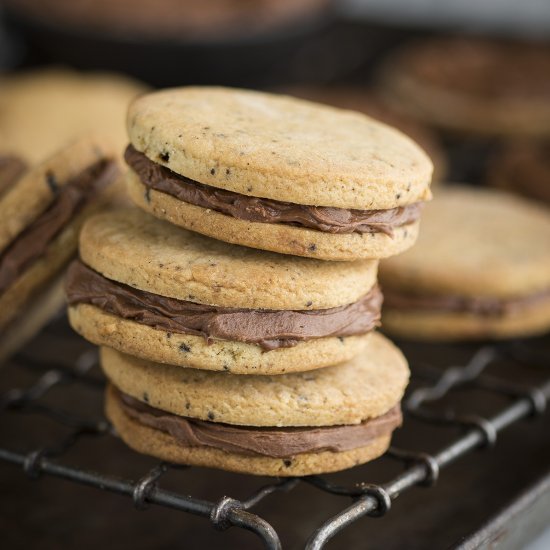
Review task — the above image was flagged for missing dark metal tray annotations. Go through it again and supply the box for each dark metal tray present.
[1,317,549,549]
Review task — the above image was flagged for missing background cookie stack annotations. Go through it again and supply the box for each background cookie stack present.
[67,87,433,476]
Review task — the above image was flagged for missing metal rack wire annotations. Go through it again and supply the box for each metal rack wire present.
[0,335,549,550]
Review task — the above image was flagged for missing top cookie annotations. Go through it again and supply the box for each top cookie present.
[127,87,432,210]
[380,186,550,298]
[79,209,379,310]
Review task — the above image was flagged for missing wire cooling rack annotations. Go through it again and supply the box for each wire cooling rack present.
[0,322,549,550]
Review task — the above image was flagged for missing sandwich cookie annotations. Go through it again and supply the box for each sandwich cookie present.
[380,186,550,340]
[125,87,433,261]
[66,209,381,374]
[102,333,409,476]
[379,38,550,138]
[0,137,119,358]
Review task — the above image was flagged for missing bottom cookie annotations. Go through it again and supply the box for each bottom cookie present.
[106,385,393,477]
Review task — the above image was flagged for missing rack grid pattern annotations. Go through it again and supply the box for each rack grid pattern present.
[1,340,549,549]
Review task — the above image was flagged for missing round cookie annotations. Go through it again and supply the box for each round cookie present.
[106,388,392,477]
[125,87,432,260]
[100,333,409,427]
[68,209,381,373]
[379,38,550,138]
[380,185,550,340]
[102,333,408,476]
[0,68,147,163]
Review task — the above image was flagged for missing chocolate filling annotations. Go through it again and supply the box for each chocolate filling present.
[117,388,402,458]
[0,160,118,295]
[66,260,382,350]
[0,155,27,198]
[384,288,550,317]
[125,145,422,236]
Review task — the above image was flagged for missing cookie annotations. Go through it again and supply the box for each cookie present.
[125,87,432,260]
[379,38,550,137]
[67,209,381,374]
[284,85,447,181]
[0,274,65,364]
[0,68,147,163]
[486,141,550,205]
[0,137,120,333]
[380,186,550,340]
[102,332,409,476]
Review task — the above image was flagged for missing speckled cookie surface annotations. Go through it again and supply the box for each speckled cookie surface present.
[127,87,432,210]
[100,331,409,427]
[69,304,373,374]
[126,172,420,261]
[0,68,147,162]
[80,209,379,309]
[0,137,108,253]
[380,186,550,298]
[106,386,392,477]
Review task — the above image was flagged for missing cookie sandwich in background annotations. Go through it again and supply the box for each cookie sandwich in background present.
[380,185,550,340]
[0,137,120,362]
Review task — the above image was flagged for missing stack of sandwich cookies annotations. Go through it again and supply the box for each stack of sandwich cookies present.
[380,186,550,340]
[0,137,119,361]
[125,87,433,261]
[102,333,409,476]
[67,209,381,374]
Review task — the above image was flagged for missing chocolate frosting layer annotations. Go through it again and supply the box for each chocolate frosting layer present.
[66,260,382,350]
[118,389,402,458]
[384,288,550,316]
[0,155,27,198]
[125,145,422,236]
[0,160,118,295]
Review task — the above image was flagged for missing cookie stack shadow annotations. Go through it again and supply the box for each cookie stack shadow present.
[65,87,433,476]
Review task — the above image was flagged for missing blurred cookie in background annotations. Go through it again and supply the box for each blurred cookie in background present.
[5,0,331,40]
[378,37,550,138]
[0,154,27,198]
[379,185,550,341]
[0,68,147,163]
[486,141,550,205]
[284,85,447,181]
[4,1,334,87]
[0,137,120,363]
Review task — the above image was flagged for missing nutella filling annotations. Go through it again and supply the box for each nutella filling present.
[66,260,382,350]
[0,160,118,295]
[117,389,402,458]
[125,145,422,236]
[384,288,550,316]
